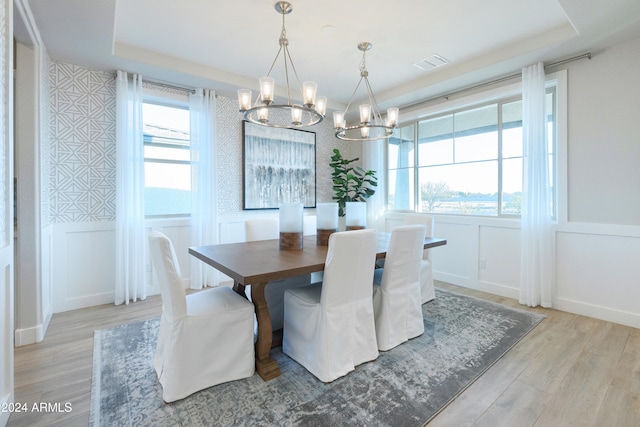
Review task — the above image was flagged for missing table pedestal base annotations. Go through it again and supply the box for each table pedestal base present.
[255,356,281,381]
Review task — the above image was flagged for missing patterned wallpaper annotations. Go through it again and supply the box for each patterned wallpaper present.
[49,61,117,223]
[49,61,350,223]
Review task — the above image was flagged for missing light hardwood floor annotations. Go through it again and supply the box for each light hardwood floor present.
[7,281,640,426]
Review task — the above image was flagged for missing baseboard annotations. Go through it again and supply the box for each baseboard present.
[14,313,52,346]
[54,293,114,314]
[433,272,470,287]
[554,297,640,329]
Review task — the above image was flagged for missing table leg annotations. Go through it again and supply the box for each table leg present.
[232,281,248,300]
[250,282,281,381]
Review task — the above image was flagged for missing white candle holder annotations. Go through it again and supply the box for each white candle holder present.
[345,202,367,230]
[316,202,338,245]
[279,203,304,250]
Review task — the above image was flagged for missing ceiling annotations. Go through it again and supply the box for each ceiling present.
[22,0,640,112]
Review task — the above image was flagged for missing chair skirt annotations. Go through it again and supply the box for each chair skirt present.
[154,286,255,402]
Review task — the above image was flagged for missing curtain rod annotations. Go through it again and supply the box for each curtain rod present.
[400,52,592,111]
[143,79,196,95]
[113,72,196,94]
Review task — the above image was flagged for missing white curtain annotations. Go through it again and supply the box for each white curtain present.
[362,138,385,231]
[189,89,218,289]
[115,71,146,305]
[519,62,553,307]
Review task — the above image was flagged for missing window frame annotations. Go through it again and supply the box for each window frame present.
[386,83,558,219]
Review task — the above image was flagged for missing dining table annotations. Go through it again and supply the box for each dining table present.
[189,232,447,381]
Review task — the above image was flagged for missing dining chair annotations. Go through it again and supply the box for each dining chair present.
[403,214,436,303]
[148,231,255,403]
[282,229,379,382]
[245,218,311,331]
[372,224,426,351]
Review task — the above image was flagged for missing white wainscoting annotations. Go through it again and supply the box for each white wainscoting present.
[52,219,192,313]
[555,223,640,328]
[53,212,640,328]
[385,212,640,328]
[52,222,116,313]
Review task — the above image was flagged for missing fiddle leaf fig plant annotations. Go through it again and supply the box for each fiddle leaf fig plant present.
[330,148,378,217]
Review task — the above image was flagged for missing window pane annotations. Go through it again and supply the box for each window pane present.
[419,161,498,215]
[144,162,191,216]
[388,168,414,211]
[501,157,522,214]
[143,102,191,216]
[418,115,453,166]
[503,100,522,158]
[454,104,498,163]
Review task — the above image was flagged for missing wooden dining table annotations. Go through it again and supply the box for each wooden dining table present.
[189,232,447,381]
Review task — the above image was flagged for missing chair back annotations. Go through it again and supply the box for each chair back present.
[148,231,187,318]
[321,229,377,307]
[380,224,425,293]
[245,218,279,241]
[403,214,435,261]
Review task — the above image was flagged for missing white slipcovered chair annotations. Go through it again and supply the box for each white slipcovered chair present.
[282,229,379,382]
[372,224,426,351]
[403,214,436,303]
[148,231,255,403]
[245,218,311,331]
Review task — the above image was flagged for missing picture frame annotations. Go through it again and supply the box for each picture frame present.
[242,121,316,210]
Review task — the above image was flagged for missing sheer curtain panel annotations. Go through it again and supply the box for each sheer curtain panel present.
[189,89,218,289]
[362,138,385,230]
[519,62,553,308]
[115,71,146,305]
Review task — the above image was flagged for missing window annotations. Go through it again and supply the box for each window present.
[143,102,191,217]
[388,88,556,217]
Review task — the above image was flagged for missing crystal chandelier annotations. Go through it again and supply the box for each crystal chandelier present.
[238,2,326,129]
[333,42,399,141]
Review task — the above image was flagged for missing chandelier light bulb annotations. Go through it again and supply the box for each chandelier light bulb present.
[259,77,275,104]
[291,106,303,125]
[258,107,269,123]
[238,89,252,111]
[387,107,399,127]
[359,104,372,124]
[333,111,345,129]
[302,81,317,107]
[361,126,370,138]
[315,96,327,116]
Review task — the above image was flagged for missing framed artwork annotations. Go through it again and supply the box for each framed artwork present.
[242,121,316,210]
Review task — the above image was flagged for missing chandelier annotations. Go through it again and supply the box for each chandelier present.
[237,2,326,129]
[333,42,399,141]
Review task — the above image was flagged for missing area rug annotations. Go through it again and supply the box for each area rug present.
[90,288,544,426]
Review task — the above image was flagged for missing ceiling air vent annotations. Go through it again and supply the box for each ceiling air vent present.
[413,54,450,71]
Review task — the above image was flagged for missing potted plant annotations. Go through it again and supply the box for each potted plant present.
[329,148,378,217]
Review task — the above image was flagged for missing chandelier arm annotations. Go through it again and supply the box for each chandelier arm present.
[282,46,292,104]
[284,47,305,102]
[343,76,365,115]
[264,43,284,81]
[363,77,385,124]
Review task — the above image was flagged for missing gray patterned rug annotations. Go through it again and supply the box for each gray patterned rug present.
[90,288,544,426]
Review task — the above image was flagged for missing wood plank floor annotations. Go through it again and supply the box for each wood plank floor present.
[7,281,640,426]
